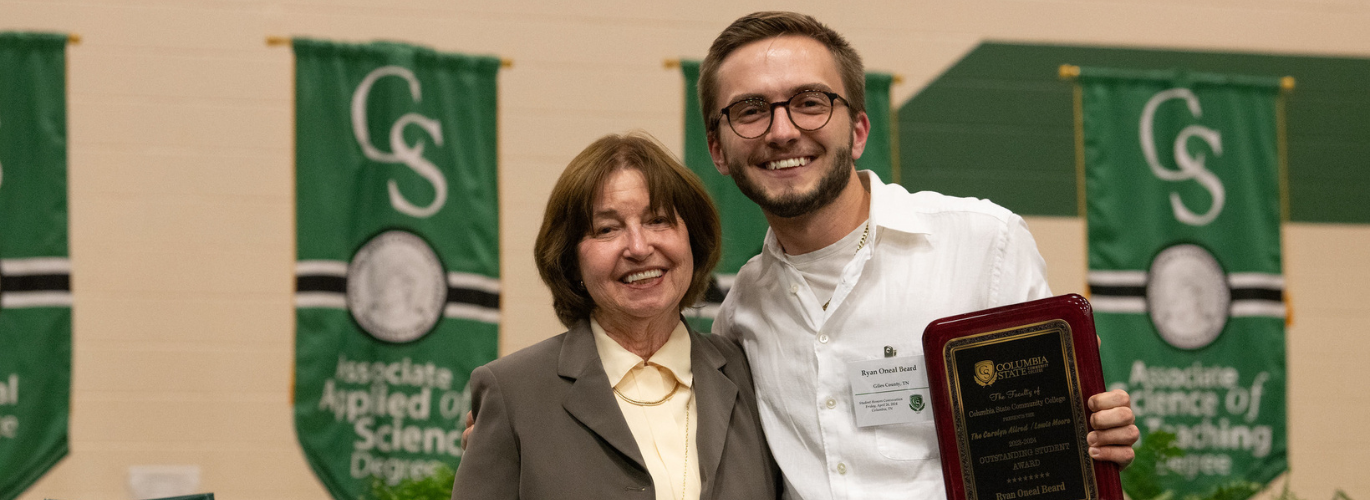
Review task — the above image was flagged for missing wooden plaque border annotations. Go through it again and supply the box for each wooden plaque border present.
[922,294,1124,500]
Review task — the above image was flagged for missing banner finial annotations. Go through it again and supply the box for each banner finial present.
[1059,64,1081,81]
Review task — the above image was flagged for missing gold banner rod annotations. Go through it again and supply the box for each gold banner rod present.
[265,36,513,67]
[1059,64,1081,81]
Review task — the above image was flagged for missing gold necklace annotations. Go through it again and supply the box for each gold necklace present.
[613,379,680,406]
[615,381,692,500]
[678,395,690,500]
[823,221,870,311]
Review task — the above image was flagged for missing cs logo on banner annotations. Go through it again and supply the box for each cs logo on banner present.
[1139,88,1226,227]
[350,66,448,219]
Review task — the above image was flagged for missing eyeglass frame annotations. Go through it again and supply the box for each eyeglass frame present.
[718,90,850,139]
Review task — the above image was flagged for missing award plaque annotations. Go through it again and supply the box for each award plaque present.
[922,294,1123,500]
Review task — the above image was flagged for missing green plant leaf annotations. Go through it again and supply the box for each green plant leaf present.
[367,463,455,500]
[1122,430,1184,500]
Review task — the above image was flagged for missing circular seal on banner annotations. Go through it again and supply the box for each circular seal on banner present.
[347,230,447,343]
[1146,243,1230,350]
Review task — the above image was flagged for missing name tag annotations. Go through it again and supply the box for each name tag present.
[848,355,933,427]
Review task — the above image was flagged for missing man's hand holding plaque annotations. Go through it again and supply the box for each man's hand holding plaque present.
[923,294,1134,500]
[1087,389,1137,466]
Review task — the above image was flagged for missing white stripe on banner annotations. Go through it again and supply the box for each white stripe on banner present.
[1,291,73,308]
[1091,297,1285,318]
[296,293,501,324]
[1087,270,1147,286]
[0,257,71,275]
[1231,300,1287,318]
[295,269,501,324]
[1229,273,1284,289]
[714,273,737,293]
[445,303,500,324]
[1090,270,1286,290]
[448,272,501,294]
[296,260,348,276]
[295,292,347,309]
[686,304,722,321]
[1089,296,1147,314]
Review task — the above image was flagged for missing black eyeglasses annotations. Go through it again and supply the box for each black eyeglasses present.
[720,90,849,139]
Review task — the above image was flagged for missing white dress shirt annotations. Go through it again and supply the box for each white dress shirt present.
[713,171,1051,500]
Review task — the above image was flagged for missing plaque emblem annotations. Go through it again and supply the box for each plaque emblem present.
[974,360,997,387]
[1146,243,1230,350]
[346,230,448,343]
[910,394,925,412]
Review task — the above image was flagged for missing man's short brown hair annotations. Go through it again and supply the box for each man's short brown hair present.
[699,11,865,136]
[534,132,722,328]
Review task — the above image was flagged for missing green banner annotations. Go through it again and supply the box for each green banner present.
[292,38,500,499]
[0,32,72,500]
[858,72,895,183]
[1079,67,1287,493]
[679,61,894,331]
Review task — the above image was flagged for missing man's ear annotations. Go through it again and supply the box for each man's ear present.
[849,111,871,160]
[707,131,730,175]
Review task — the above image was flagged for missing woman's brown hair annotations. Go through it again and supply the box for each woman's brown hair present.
[534,132,722,327]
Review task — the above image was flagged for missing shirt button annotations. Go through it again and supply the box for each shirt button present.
[825,398,836,409]
[790,284,799,293]
[837,463,848,475]
[818,334,829,344]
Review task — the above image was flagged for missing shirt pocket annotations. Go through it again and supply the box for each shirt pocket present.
[875,420,940,460]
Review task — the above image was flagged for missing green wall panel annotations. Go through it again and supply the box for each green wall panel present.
[899,42,1370,224]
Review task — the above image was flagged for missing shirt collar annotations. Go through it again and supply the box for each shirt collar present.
[863,170,932,236]
[591,317,693,388]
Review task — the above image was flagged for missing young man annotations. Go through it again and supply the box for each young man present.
[701,11,1138,500]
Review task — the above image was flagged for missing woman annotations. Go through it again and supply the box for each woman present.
[452,132,780,499]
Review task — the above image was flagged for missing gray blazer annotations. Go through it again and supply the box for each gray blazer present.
[452,320,781,499]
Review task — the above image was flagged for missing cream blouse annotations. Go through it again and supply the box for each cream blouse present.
[591,318,701,500]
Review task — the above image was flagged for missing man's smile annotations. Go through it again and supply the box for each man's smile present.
[763,156,813,170]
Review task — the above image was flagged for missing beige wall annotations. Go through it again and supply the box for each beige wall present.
[0,1,1366,499]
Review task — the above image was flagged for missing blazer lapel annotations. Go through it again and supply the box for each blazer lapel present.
[558,321,648,470]
[690,332,737,498]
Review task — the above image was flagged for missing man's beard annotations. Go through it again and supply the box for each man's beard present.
[727,145,854,219]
